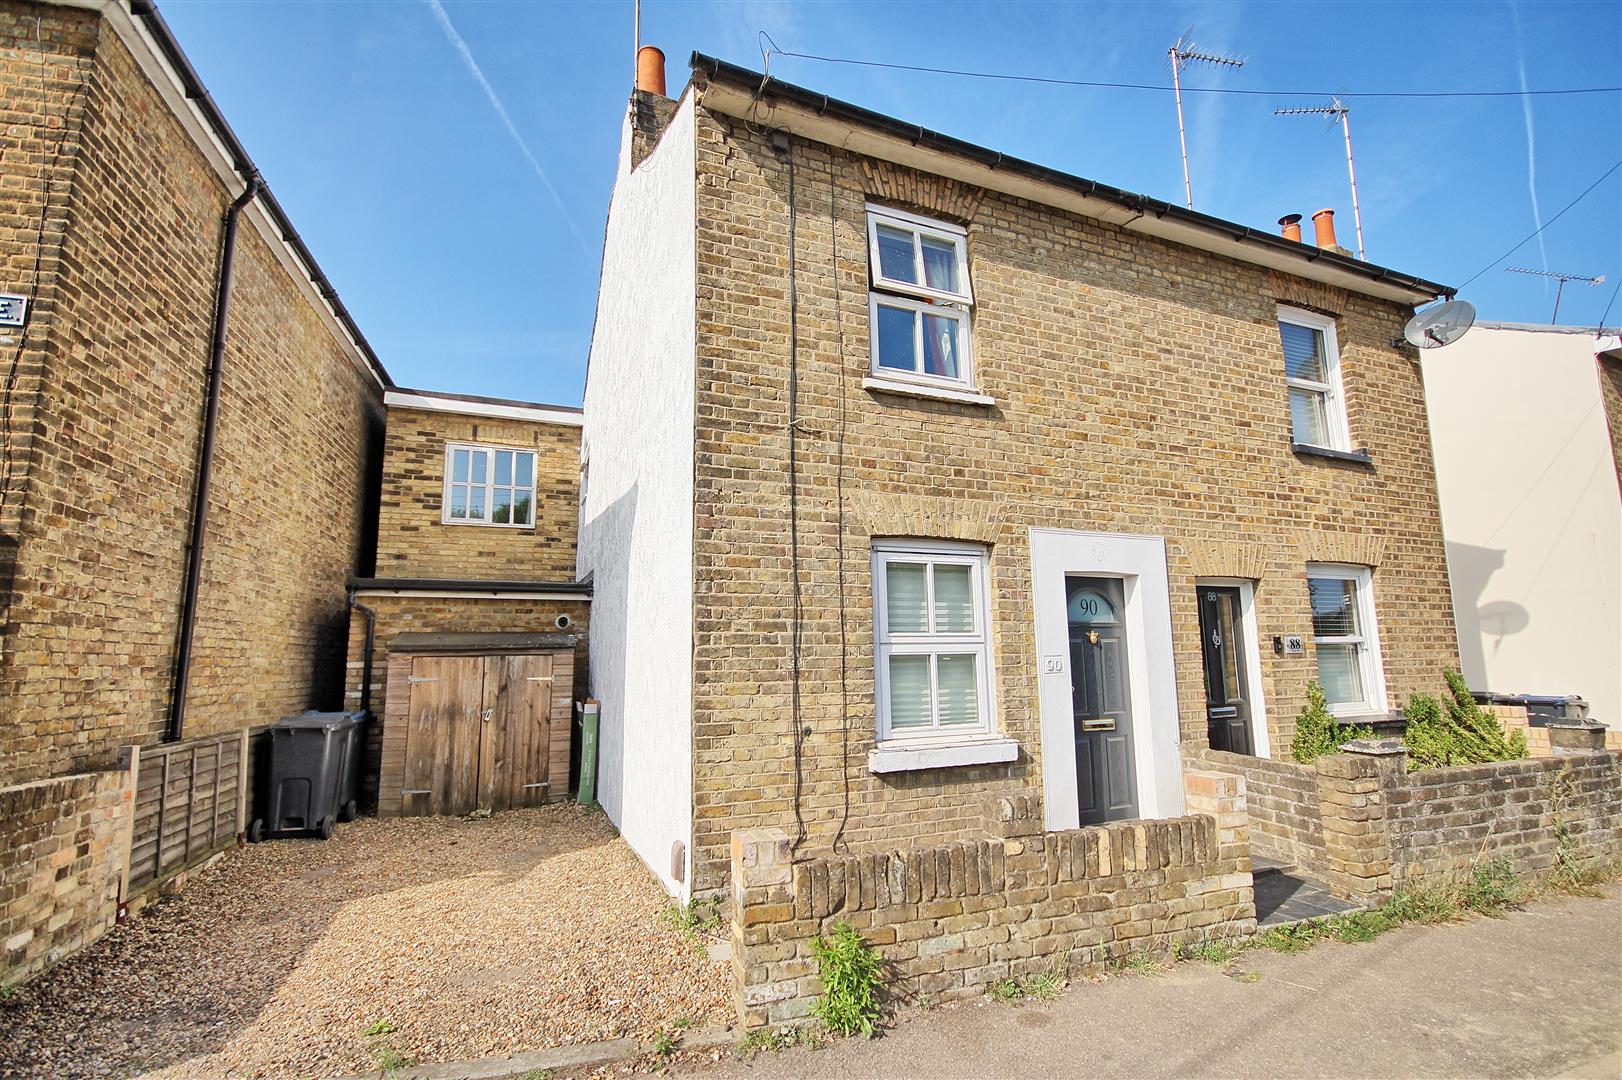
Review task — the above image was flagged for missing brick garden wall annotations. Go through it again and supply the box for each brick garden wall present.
[0,766,132,988]
[1195,744,1622,902]
[0,1,384,785]
[371,404,581,581]
[1386,751,1622,887]
[729,773,1254,1027]
[1189,749,1327,879]
[686,96,1460,892]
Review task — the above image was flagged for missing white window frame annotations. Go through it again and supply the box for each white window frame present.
[1306,563,1387,717]
[867,293,975,392]
[1278,305,1352,452]
[441,442,537,529]
[866,204,977,393]
[872,540,997,743]
[865,205,972,306]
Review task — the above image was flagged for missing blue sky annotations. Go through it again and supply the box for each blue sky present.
[161,0,1621,407]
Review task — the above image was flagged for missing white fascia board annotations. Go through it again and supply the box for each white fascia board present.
[351,588,591,601]
[385,390,584,427]
[57,1,386,390]
[700,82,1436,307]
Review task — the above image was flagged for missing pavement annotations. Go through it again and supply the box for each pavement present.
[681,887,1622,1080]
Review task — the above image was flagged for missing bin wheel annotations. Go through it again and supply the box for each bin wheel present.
[338,799,358,823]
[318,815,336,840]
[247,818,264,844]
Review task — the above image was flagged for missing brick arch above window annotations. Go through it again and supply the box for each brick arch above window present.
[1268,271,1350,320]
[858,159,985,226]
[1298,532,1385,568]
[1181,540,1268,581]
[848,490,1003,546]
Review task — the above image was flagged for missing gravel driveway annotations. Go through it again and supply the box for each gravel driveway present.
[0,805,730,1079]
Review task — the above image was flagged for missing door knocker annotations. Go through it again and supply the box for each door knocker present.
[1087,629,1100,645]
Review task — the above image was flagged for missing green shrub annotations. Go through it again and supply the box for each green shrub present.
[1290,682,1374,764]
[810,923,883,1037]
[1403,670,1528,770]
[1461,856,1524,916]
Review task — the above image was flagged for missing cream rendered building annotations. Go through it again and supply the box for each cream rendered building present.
[1422,323,1622,727]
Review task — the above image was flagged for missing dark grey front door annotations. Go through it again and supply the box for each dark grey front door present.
[1067,576,1138,824]
[1198,586,1254,755]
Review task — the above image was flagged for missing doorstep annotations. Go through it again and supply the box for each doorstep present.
[1253,860,1362,926]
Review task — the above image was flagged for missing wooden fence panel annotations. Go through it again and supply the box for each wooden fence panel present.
[126,730,247,894]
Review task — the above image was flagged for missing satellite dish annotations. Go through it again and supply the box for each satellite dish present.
[1403,299,1475,349]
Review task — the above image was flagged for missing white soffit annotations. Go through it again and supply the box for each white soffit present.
[384,389,584,427]
[700,82,1435,307]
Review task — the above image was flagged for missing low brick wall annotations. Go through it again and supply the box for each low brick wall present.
[1189,749,1326,878]
[1387,752,1622,887]
[1,766,134,988]
[1194,743,1622,902]
[729,774,1255,1028]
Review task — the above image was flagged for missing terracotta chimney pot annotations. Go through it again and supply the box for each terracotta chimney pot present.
[1278,214,1303,243]
[1312,208,1338,249]
[636,46,666,96]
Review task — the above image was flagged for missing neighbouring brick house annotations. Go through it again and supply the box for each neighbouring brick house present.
[345,387,590,815]
[580,53,1468,902]
[0,0,390,983]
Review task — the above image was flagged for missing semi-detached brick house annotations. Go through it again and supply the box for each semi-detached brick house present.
[579,53,1464,900]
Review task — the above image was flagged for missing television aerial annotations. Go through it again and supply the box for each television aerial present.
[1402,299,1476,349]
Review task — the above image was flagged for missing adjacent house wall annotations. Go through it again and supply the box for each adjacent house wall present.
[0,2,384,786]
[577,91,697,896]
[1422,326,1622,727]
[686,103,1459,893]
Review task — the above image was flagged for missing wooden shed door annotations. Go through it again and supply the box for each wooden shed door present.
[402,653,555,814]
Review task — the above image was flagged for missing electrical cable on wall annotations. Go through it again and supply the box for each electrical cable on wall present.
[779,129,808,855]
[828,147,852,855]
[1,13,75,525]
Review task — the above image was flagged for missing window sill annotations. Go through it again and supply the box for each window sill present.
[1291,443,1373,466]
[868,736,1020,774]
[863,375,995,407]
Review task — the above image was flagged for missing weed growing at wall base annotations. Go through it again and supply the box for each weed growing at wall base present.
[988,970,1066,1004]
[810,923,884,1037]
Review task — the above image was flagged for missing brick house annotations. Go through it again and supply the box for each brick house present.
[580,53,1463,900]
[1,0,389,982]
[0,0,389,786]
[345,387,590,816]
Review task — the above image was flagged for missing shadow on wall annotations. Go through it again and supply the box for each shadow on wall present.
[1445,540,1529,691]
[581,482,636,821]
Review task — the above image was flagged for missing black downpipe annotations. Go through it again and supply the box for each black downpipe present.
[167,175,261,742]
[347,589,376,715]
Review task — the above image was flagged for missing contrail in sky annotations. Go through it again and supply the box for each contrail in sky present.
[1512,10,1548,272]
[427,0,590,254]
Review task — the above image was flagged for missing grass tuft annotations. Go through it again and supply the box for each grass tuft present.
[988,970,1066,1004]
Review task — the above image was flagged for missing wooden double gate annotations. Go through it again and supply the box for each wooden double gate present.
[380,639,574,816]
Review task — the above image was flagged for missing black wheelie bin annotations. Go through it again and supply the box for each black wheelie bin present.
[249,710,367,842]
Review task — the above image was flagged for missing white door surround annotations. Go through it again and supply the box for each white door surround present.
[1029,528,1185,832]
[1195,577,1273,760]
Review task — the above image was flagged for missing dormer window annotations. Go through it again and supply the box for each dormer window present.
[866,205,976,394]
